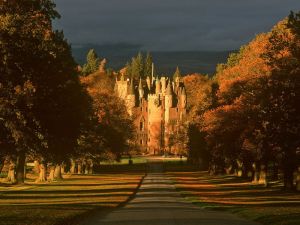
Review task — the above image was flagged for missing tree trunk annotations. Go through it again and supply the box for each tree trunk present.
[252,162,260,183]
[70,159,76,174]
[242,164,249,178]
[33,160,40,174]
[282,149,296,190]
[209,164,215,175]
[0,157,5,174]
[60,164,65,174]
[258,164,268,187]
[16,151,26,184]
[272,162,279,181]
[283,166,294,190]
[7,160,16,184]
[84,161,89,174]
[77,162,82,174]
[225,165,233,175]
[89,161,94,174]
[54,164,63,180]
[237,160,243,177]
[296,166,300,192]
[36,163,47,182]
[48,165,55,181]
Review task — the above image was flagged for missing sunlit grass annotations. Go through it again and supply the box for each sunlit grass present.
[101,156,148,165]
[100,155,187,165]
[0,172,144,225]
[168,171,300,225]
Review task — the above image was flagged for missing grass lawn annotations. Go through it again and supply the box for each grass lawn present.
[100,155,187,165]
[0,172,145,225]
[101,156,148,165]
[167,170,300,225]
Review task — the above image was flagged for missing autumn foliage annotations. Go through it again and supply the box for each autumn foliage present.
[80,70,135,162]
[188,12,300,190]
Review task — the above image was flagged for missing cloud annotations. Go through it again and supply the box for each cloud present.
[54,0,300,50]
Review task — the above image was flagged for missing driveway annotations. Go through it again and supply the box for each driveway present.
[80,162,259,225]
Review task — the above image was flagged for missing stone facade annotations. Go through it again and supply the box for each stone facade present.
[115,75,187,155]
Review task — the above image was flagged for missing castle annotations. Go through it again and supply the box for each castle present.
[115,73,187,155]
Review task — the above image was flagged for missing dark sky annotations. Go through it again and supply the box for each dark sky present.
[54,0,300,51]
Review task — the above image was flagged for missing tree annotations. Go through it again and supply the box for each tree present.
[131,52,144,81]
[197,12,300,190]
[82,49,100,76]
[80,70,135,165]
[261,12,300,189]
[30,28,89,182]
[124,52,153,80]
[0,0,89,183]
[0,0,58,183]
[187,123,209,169]
[198,27,274,178]
[144,53,153,77]
[124,62,132,79]
[183,74,215,168]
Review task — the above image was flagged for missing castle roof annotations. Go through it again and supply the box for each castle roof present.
[181,86,187,96]
[138,78,143,90]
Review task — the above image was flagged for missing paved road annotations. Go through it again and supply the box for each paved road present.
[80,163,259,225]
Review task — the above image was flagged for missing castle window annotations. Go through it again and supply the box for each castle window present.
[140,139,143,145]
[141,107,142,112]
[146,107,148,112]
[140,121,144,131]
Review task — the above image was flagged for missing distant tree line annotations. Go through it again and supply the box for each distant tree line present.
[184,12,300,191]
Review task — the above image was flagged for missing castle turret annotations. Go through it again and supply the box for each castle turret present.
[166,80,173,96]
[179,86,187,121]
[173,66,181,84]
[180,86,187,109]
[155,77,161,94]
[120,73,125,81]
[161,77,167,95]
[146,76,151,91]
[138,78,144,100]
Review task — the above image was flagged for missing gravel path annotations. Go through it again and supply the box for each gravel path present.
[80,163,259,225]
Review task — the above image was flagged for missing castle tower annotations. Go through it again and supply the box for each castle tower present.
[148,93,162,154]
[164,81,173,123]
[155,77,161,94]
[180,87,187,108]
[179,86,187,120]
[161,77,167,95]
[126,79,136,116]
[115,74,129,100]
